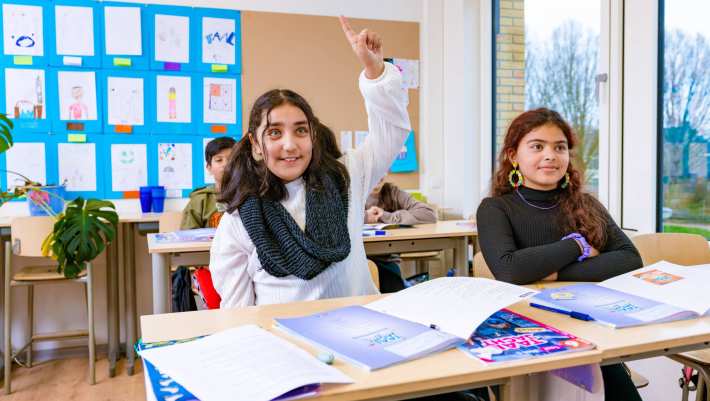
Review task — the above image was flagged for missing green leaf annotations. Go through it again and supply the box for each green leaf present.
[0,113,13,153]
[46,197,118,278]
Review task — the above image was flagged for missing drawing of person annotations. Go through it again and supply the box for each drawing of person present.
[68,86,88,120]
[168,86,177,119]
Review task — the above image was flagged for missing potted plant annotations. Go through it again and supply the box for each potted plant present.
[41,198,118,278]
[0,113,119,278]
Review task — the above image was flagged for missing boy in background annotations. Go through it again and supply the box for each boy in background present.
[173,136,236,311]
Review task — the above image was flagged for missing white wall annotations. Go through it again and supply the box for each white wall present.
[621,0,659,233]
[419,0,486,219]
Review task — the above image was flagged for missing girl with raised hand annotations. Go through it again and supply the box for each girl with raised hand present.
[209,16,411,308]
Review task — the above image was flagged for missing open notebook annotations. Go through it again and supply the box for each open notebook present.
[533,261,710,328]
[138,325,352,401]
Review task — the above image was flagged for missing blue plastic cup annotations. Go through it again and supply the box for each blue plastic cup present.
[139,186,153,213]
[151,186,166,213]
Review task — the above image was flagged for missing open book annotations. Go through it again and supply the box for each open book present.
[153,228,216,244]
[275,277,537,370]
[533,261,710,328]
[137,325,352,401]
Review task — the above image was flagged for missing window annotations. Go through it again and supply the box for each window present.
[659,0,710,238]
[493,0,603,195]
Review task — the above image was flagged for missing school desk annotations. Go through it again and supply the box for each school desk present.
[146,220,478,314]
[140,294,601,401]
[140,293,710,401]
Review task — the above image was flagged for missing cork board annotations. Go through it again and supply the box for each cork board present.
[241,11,420,189]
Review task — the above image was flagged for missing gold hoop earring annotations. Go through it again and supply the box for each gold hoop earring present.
[508,161,524,188]
[560,172,570,189]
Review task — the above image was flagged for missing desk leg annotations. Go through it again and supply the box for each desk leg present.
[105,236,118,377]
[123,223,137,375]
[151,253,170,314]
[0,239,5,376]
[454,237,469,277]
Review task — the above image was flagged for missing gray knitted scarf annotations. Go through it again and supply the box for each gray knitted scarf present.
[238,174,351,280]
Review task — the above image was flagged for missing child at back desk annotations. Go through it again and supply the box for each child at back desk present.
[365,180,437,292]
[173,136,236,311]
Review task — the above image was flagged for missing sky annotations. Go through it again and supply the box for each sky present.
[524,0,710,41]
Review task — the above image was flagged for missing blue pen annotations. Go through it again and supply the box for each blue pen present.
[529,302,595,322]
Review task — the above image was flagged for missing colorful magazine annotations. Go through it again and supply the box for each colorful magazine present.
[458,309,594,364]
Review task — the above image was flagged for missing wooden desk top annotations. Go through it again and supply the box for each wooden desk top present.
[146,220,478,254]
[362,220,476,242]
[513,302,710,361]
[0,212,161,227]
[141,295,601,401]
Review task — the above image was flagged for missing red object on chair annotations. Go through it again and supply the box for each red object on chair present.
[193,268,221,309]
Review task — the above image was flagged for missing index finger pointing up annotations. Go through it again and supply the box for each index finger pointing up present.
[339,15,357,42]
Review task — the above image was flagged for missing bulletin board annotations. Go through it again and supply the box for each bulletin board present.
[241,11,420,190]
[0,0,242,200]
[0,2,420,200]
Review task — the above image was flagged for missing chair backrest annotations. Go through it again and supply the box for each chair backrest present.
[11,216,56,257]
[159,211,184,233]
[367,259,380,290]
[473,252,496,279]
[631,232,710,266]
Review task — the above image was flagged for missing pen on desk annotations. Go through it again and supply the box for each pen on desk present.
[529,303,595,322]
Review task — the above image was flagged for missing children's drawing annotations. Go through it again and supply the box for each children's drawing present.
[111,143,147,191]
[2,4,44,56]
[154,14,189,63]
[58,70,97,121]
[4,68,45,120]
[104,6,142,56]
[158,142,192,189]
[5,142,45,190]
[168,87,176,119]
[202,17,235,65]
[107,76,144,125]
[156,75,190,123]
[58,143,97,191]
[55,5,94,56]
[203,77,235,124]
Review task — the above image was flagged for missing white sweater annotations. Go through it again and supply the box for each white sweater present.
[210,62,411,308]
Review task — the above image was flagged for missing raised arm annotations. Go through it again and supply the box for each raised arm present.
[339,16,412,203]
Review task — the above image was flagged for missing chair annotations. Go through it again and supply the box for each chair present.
[367,259,380,290]
[4,217,96,394]
[631,232,710,401]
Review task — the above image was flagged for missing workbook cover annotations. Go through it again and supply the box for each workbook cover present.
[275,305,462,371]
[458,309,594,364]
[532,283,696,328]
[153,227,216,243]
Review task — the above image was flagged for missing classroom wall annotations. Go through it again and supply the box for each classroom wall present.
[1,0,428,352]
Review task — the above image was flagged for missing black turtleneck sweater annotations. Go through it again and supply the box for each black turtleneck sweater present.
[476,186,643,285]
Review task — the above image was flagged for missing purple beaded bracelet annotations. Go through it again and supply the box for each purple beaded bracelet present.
[561,232,591,262]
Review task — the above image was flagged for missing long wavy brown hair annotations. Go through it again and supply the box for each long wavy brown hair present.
[491,108,608,249]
